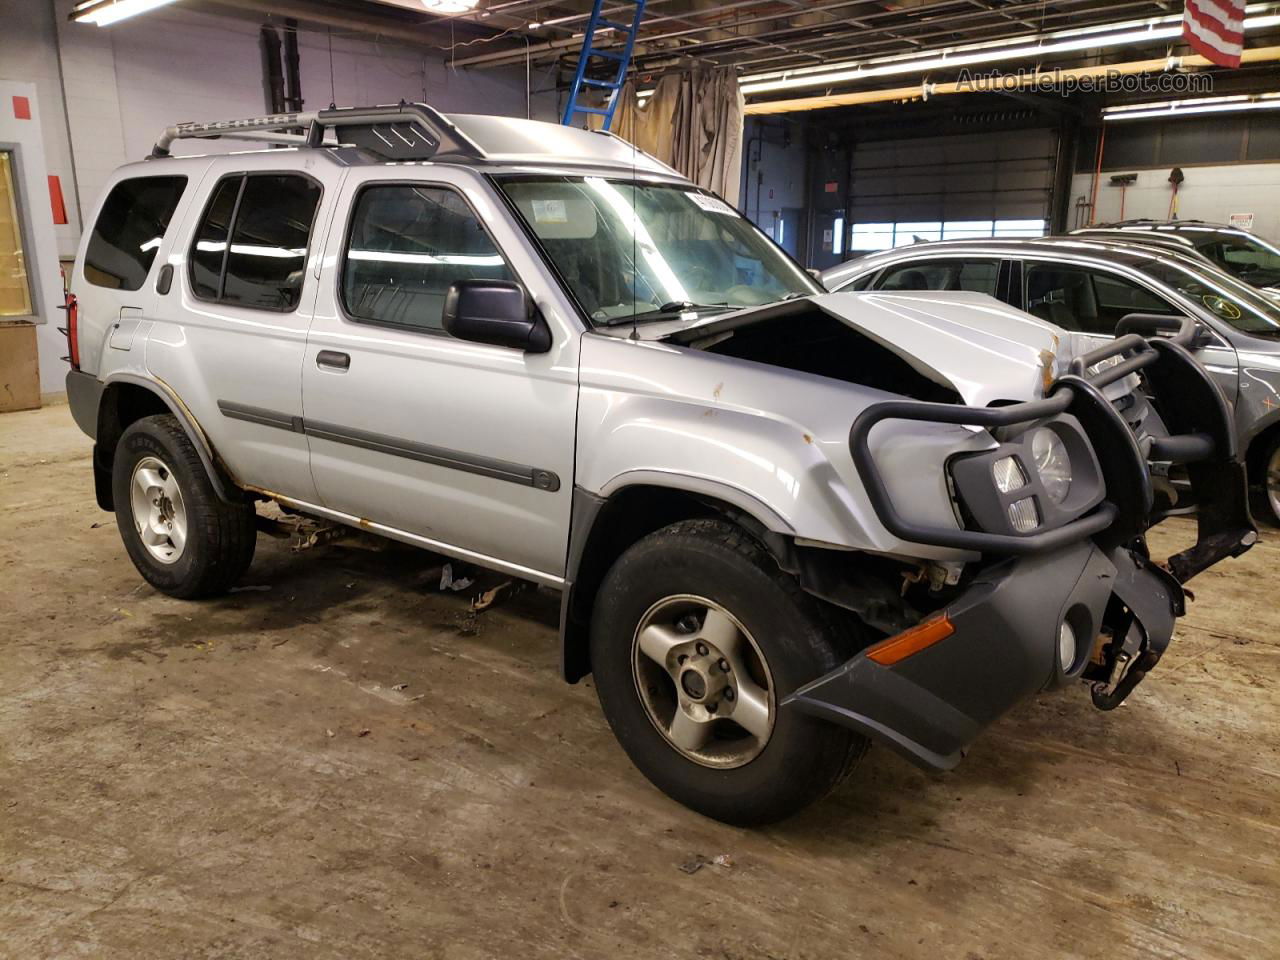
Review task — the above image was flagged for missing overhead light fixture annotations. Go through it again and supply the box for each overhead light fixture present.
[738,4,1280,96]
[420,0,479,13]
[1104,92,1280,120]
[72,0,181,26]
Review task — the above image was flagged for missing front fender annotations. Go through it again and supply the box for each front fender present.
[576,335,992,562]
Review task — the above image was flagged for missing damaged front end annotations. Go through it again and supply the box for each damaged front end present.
[783,318,1256,770]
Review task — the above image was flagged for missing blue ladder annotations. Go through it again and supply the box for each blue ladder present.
[561,0,646,130]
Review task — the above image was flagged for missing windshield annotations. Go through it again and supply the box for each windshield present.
[497,176,820,325]
[1140,257,1280,337]
[1192,232,1280,287]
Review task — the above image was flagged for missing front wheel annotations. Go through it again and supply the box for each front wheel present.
[112,414,256,598]
[589,519,866,825]
[1258,435,1280,527]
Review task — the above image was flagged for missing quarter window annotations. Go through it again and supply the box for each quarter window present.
[874,259,999,295]
[188,173,321,311]
[84,175,187,291]
[341,184,513,333]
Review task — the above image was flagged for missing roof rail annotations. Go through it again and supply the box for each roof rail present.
[150,102,486,162]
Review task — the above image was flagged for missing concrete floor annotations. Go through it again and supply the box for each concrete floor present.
[1,403,1278,960]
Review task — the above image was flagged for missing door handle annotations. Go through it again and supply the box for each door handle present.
[316,350,350,371]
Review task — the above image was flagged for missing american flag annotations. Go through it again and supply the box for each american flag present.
[1183,0,1247,68]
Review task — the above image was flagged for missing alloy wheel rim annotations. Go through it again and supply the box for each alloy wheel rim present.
[129,456,188,565]
[631,594,775,769]
[1269,446,1280,521]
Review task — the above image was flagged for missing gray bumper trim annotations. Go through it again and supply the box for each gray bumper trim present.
[782,541,1173,770]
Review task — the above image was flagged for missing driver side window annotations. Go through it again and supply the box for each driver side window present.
[1024,263,1176,336]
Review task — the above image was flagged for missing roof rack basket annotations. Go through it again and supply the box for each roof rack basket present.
[150,102,486,162]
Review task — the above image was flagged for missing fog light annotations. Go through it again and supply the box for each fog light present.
[992,456,1027,493]
[1007,496,1039,532]
[1058,620,1077,672]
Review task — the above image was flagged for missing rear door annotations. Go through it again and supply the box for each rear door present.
[299,168,580,582]
[1017,258,1239,403]
[145,155,339,502]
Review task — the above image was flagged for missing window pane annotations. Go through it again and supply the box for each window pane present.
[850,223,894,252]
[876,258,998,294]
[893,222,941,246]
[343,185,513,332]
[1026,264,1120,335]
[190,176,241,301]
[832,216,844,256]
[0,153,32,316]
[222,175,320,311]
[994,219,1046,238]
[84,175,187,291]
[1092,272,1174,316]
[942,220,994,240]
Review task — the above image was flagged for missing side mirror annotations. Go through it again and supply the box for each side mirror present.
[443,279,551,353]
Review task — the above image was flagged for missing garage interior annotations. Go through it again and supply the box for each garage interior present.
[2,0,1280,957]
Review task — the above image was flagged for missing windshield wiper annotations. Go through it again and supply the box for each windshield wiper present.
[600,301,730,326]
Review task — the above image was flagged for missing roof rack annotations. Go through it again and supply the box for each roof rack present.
[151,102,486,162]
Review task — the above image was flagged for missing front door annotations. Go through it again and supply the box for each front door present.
[300,169,580,582]
[1018,259,1240,403]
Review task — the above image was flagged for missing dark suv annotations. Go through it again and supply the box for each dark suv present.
[1072,221,1280,294]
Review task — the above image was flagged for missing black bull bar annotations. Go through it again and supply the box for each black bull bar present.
[847,316,1257,582]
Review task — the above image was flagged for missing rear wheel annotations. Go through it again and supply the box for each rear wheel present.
[112,415,256,598]
[589,518,866,825]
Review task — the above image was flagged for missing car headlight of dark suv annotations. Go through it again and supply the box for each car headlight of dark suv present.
[949,415,1105,537]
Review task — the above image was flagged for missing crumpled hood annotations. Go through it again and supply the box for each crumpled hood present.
[812,291,1065,405]
[660,291,1069,406]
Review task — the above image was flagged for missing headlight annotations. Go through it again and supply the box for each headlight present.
[1031,428,1071,504]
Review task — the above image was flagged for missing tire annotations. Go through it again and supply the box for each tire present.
[589,518,867,825]
[112,414,256,598]
[1256,434,1280,527]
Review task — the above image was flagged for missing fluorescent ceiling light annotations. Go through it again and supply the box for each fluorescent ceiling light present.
[73,0,181,25]
[1104,92,1280,120]
[738,4,1280,96]
[420,0,479,12]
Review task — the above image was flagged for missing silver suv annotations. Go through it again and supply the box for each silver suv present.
[63,104,1255,824]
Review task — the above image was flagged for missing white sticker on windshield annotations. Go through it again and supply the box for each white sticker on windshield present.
[687,193,737,216]
[532,199,568,224]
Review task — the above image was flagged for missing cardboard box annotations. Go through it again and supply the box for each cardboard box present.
[0,319,41,412]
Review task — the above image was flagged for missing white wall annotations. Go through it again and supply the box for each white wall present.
[1070,164,1280,239]
[0,0,83,256]
[0,0,557,399]
[0,80,71,398]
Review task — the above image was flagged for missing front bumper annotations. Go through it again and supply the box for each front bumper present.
[809,319,1255,770]
[782,541,1178,769]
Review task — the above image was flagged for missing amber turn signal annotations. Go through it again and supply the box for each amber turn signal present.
[865,614,955,666]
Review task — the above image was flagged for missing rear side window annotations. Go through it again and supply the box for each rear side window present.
[874,259,998,295]
[84,176,187,290]
[188,173,322,312]
[341,184,513,333]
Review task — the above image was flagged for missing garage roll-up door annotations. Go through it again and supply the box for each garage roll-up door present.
[848,129,1055,251]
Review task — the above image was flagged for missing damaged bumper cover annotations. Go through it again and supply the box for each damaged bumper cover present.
[784,320,1256,771]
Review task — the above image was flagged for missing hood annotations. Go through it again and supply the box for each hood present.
[658,291,1067,406]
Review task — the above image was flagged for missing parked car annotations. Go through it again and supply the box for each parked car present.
[64,104,1255,824]
[823,236,1280,524]
[1071,220,1280,294]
